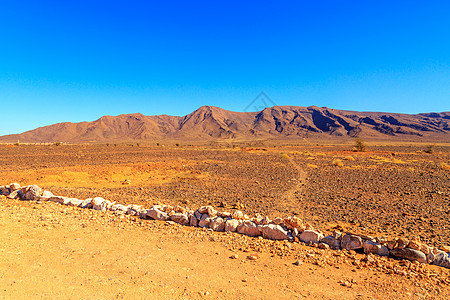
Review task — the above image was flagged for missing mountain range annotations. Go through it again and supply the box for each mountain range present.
[1,106,449,143]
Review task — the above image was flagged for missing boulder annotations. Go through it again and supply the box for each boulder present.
[189,214,198,227]
[237,221,261,237]
[9,183,20,191]
[341,235,363,250]
[218,211,231,218]
[198,214,211,228]
[390,248,427,264]
[363,240,389,256]
[272,217,284,225]
[283,216,304,231]
[299,230,323,244]
[147,208,170,221]
[209,217,225,232]
[80,198,93,208]
[92,197,107,210]
[232,210,244,220]
[225,219,240,232]
[430,251,450,269]
[7,190,21,199]
[48,196,67,204]
[127,204,143,216]
[110,204,129,212]
[0,186,10,195]
[321,235,341,250]
[24,185,42,200]
[260,224,290,240]
[170,213,189,225]
[198,206,217,217]
[68,198,83,207]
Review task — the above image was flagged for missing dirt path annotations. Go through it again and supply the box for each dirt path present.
[1,198,448,299]
[280,156,308,215]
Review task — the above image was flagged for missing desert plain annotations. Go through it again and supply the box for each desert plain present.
[0,141,449,299]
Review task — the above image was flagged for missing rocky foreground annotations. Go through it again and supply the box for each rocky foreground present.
[2,182,449,272]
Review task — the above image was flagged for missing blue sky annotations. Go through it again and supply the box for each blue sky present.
[1,1,449,135]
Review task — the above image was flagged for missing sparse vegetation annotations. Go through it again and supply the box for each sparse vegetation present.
[424,144,435,154]
[280,152,290,159]
[54,142,61,146]
[354,138,367,152]
[343,155,355,161]
[332,159,344,167]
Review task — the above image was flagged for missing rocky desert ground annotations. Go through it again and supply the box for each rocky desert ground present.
[1,142,449,299]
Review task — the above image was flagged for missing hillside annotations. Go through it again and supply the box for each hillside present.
[1,106,449,143]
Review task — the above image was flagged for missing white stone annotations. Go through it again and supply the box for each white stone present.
[147,208,169,221]
[225,219,240,232]
[299,230,323,244]
[260,224,290,240]
[237,221,261,237]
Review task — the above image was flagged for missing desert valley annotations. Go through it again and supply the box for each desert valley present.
[0,106,449,299]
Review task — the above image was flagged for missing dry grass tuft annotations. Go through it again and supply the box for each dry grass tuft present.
[332,159,344,167]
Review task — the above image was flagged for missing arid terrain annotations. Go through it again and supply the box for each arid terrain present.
[1,142,449,299]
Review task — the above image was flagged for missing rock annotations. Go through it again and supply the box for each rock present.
[9,183,20,191]
[237,221,261,237]
[293,259,303,266]
[42,190,54,197]
[225,218,240,232]
[387,238,398,250]
[170,213,189,225]
[218,211,231,218]
[260,224,290,240]
[283,216,304,231]
[209,216,225,232]
[198,214,211,228]
[147,208,170,221]
[390,248,427,264]
[127,204,143,216]
[80,198,93,208]
[110,204,129,212]
[7,190,20,199]
[232,210,244,220]
[321,235,341,250]
[341,235,363,250]
[68,198,83,207]
[48,196,67,204]
[24,185,42,200]
[318,243,330,249]
[430,251,450,268]
[198,206,217,217]
[92,197,107,210]
[298,230,323,244]
[419,244,431,255]
[189,214,198,227]
[396,237,409,249]
[272,217,283,225]
[0,186,10,195]
[363,240,389,256]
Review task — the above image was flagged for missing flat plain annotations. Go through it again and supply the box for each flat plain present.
[0,142,449,299]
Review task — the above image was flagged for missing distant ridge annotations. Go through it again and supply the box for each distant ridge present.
[1,106,449,143]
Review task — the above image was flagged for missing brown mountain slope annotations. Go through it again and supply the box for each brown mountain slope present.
[1,106,449,143]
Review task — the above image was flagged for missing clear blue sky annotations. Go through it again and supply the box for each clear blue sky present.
[1,1,449,135]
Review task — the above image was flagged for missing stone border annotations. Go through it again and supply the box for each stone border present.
[1,183,449,269]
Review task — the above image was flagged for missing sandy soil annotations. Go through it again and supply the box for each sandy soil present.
[0,143,449,298]
[0,198,448,299]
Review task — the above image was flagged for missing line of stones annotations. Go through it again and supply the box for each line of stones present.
[1,183,449,269]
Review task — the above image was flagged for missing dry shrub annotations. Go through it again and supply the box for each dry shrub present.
[354,138,366,152]
[306,164,318,168]
[280,152,290,159]
[332,159,344,167]
[343,155,355,161]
